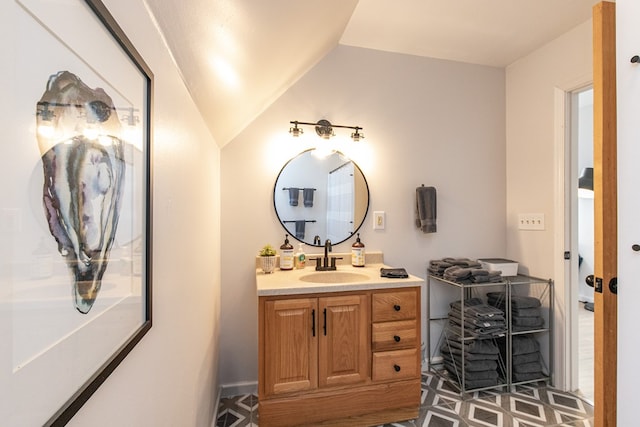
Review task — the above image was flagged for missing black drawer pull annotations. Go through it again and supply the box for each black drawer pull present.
[393,304,401,311]
[312,309,315,337]
[394,364,401,372]
[394,335,401,342]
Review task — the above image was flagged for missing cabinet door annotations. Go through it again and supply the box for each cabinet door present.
[264,298,318,396]
[318,294,369,388]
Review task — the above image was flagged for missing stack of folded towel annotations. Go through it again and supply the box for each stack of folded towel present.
[448,298,506,338]
[428,258,502,284]
[440,335,502,389]
[486,292,545,331]
[428,258,481,277]
[498,335,546,382]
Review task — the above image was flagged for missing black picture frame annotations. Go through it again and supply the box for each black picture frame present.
[3,0,153,425]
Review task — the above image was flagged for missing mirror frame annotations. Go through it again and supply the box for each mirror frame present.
[273,149,370,247]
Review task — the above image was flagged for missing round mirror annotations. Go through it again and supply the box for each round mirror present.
[273,149,370,246]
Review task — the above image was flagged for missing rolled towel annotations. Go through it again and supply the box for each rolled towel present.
[302,188,315,207]
[416,185,437,233]
[288,188,300,206]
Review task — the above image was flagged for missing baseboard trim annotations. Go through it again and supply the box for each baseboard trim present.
[221,381,258,397]
[210,386,223,427]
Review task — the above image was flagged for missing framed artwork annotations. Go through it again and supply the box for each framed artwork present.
[1,0,153,425]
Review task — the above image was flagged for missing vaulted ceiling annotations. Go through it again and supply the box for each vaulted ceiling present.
[144,0,599,147]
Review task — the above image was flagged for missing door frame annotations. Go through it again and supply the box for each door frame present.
[554,79,591,392]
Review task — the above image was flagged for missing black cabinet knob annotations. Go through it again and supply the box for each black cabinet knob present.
[393,335,401,342]
[393,304,401,311]
[633,244,640,252]
[393,364,401,372]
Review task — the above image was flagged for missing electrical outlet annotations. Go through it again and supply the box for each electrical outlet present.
[518,213,545,230]
[373,211,385,230]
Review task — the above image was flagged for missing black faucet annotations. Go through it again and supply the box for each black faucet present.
[323,239,332,265]
[314,239,338,271]
[313,235,321,245]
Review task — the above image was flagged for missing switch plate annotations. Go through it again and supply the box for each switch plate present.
[373,211,385,230]
[518,213,545,230]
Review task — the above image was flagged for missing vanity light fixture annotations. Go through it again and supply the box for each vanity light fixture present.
[289,119,364,142]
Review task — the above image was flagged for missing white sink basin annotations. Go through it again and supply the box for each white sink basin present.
[299,271,370,284]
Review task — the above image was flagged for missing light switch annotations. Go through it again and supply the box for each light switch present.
[373,211,385,230]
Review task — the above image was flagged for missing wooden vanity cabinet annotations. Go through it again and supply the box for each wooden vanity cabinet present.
[258,287,421,426]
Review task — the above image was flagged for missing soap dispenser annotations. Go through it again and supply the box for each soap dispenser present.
[279,234,294,270]
[351,233,365,267]
[295,243,306,269]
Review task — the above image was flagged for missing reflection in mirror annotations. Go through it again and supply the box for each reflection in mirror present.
[273,150,369,246]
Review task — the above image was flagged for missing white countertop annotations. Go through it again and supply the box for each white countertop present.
[256,263,424,296]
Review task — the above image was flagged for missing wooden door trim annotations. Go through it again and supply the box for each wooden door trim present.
[593,2,617,426]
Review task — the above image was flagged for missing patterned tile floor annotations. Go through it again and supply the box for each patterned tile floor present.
[216,371,593,427]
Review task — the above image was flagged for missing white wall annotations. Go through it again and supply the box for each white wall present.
[505,20,592,389]
[616,0,640,423]
[0,0,222,425]
[220,45,506,388]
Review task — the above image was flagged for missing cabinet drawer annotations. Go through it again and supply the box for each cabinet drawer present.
[372,348,419,382]
[372,290,417,322]
[372,320,417,351]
